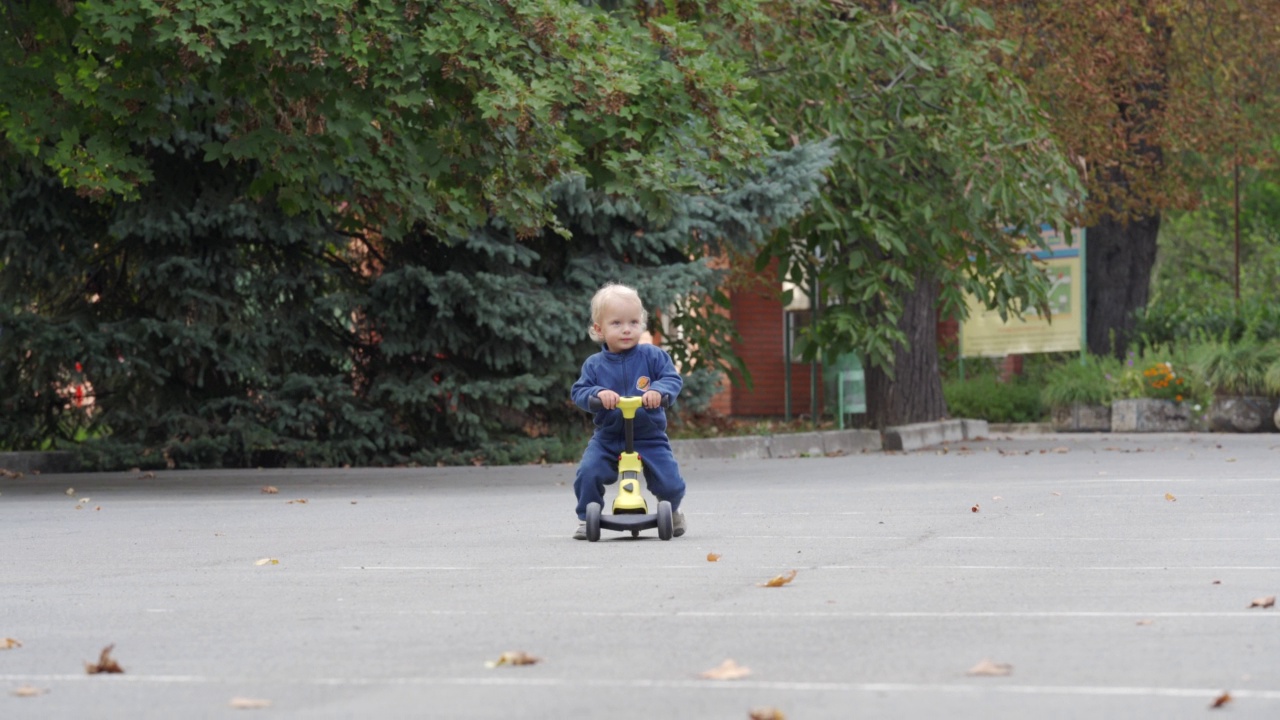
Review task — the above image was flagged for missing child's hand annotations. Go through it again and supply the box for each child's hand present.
[597,390,620,410]
[642,390,663,409]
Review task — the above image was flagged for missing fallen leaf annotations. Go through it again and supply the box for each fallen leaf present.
[966,659,1012,676]
[749,708,787,720]
[254,558,279,566]
[1210,691,1232,708]
[64,488,76,496]
[707,553,721,562]
[138,471,156,479]
[992,496,1003,501]
[11,685,47,697]
[2,638,21,650]
[1050,491,1062,496]
[85,644,124,674]
[1052,446,1069,454]
[971,504,980,513]
[261,486,279,494]
[699,659,751,680]
[287,498,308,504]
[1212,580,1222,585]
[1136,619,1153,626]
[1164,493,1176,502]
[95,506,101,511]
[229,697,272,710]
[759,570,797,588]
[1248,595,1275,609]
[485,651,540,668]
[1226,458,1237,463]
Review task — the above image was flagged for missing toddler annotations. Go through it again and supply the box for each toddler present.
[570,283,686,539]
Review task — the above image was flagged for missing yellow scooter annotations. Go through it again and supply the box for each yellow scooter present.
[584,395,675,542]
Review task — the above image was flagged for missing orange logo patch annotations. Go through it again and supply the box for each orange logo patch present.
[636,376,651,392]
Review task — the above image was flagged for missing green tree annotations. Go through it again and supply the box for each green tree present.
[1,1,832,466]
[1,0,769,235]
[742,0,1081,426]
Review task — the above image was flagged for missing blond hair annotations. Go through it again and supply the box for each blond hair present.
[588,283,648,342]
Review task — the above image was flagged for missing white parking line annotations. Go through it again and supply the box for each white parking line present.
[344,565,1280,572]
[2,673,1277,700]
[381,610,1278,619]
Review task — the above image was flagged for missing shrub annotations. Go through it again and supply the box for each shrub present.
[1192,340,1280,397]
[944,374,1045,423]
[1040,356,1114,408]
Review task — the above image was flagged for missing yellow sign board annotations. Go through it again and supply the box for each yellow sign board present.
[959,227,1085,357]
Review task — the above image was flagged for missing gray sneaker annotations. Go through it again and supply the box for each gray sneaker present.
[673,511,686,537]
[573,522,587,541]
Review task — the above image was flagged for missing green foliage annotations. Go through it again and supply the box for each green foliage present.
[0,127,829,468]
[1,0,771,237]
[741,1,1082,374]
[1039,356,1114,408]
[1191,340,1280,397]
[0,2,835,467]
[1135,296,1280,348]
[943,374,1044,424]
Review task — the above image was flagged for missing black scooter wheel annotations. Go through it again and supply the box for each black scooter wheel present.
[656,501,673,541]
[586,503,602,542]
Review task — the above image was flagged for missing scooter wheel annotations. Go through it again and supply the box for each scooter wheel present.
[656,501,673,541]
[585,503,602,542]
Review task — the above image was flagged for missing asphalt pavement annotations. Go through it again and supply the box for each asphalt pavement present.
[2,431,1279,719]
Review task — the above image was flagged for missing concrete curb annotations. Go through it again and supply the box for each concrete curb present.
[881,419,990,452]
[671,428,881,461]
[0,451,77,475]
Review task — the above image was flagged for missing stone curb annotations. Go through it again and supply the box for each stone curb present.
[671,429,882,461]
[0,451,77,475]
[880,419,990,452]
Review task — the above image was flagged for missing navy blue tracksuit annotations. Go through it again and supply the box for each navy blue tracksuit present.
[570,343,685,520]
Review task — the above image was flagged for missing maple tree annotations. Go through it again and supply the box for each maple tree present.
[976,0,1280,357]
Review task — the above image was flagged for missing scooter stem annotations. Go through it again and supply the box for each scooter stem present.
[617,397,642,453]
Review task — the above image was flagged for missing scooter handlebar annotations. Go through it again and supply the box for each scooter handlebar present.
[587,394,672,412]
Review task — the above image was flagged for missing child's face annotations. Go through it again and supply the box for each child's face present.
[595,297,645,353]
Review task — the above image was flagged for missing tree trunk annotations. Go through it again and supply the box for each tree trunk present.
[1085,211,1161,358]
[865,272,946,429]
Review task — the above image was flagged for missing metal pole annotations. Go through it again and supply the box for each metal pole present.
[1234,160,1241,303]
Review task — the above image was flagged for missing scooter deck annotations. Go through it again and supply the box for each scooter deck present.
[598,514,658,532]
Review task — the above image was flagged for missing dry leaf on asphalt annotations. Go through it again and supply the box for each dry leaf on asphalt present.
[1210,691,1232,708]
[229,697,272,709]
[261,486,279,494]
[485,651,540,668]
[1164,493,1177,502]
[971,504,980,513]
[699,659,751,680]
[707,553,722,562]
[64,488,75,496]
[1135,619,1154,626]
[2,638,21,650]
[287,498,308,504]
[1052,447,1069,454]
[85,644,124,674]
[749,708,787,720]
[759,570,797,588]
[254,558,279,566]
[1248,595,1275,609]
[966,659,1012,676]
[11,685,47,697]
